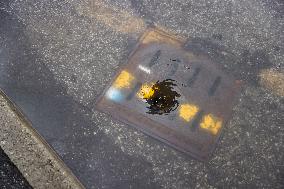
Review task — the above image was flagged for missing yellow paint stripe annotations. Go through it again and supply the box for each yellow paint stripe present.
[113,70,134,89]
[200,114,222,135]
[179,104,199,122]
[137,83,155,99]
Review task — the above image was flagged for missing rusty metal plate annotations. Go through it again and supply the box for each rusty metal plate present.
[96,28,241,161]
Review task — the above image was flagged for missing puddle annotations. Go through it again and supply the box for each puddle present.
[144,79,180,115]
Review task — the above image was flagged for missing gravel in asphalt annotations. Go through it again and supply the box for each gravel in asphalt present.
[0,147,32,189]
[0,0,283,188]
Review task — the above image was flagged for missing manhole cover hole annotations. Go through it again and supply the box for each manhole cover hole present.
[96,28,241,161]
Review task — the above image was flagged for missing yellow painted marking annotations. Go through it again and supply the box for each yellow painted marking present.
[113,70,134,89]
[137,83,155,99]
[200,114,222,135]
[179,104,199,122]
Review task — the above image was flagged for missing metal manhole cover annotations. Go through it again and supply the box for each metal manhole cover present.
[96,27,241,161]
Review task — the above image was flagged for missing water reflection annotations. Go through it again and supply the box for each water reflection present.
[138,79,181,115]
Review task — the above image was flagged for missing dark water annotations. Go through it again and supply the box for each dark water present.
[146,79,180,115]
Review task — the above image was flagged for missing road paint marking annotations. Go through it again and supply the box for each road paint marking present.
[200,114,222,135]
[137,83,155,99]
[179,104,199,122]
[113,70,134,89]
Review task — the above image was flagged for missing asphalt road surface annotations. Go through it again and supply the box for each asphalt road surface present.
[0,147,32,189]
[0,0,283,188]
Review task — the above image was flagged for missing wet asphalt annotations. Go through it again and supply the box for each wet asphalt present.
[0,0,283,188]
[0,147,32,189]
